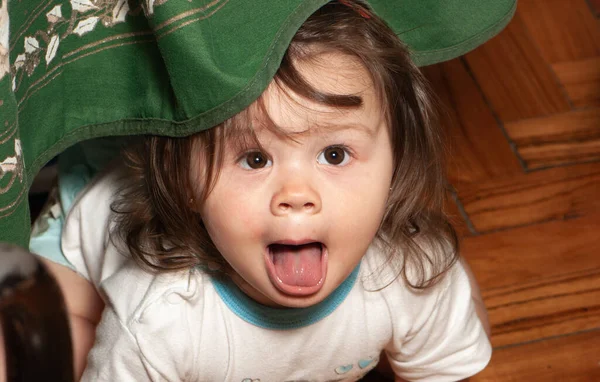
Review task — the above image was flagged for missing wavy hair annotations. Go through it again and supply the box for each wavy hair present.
[111,0,458,289]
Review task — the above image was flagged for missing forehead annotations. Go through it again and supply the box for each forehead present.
[258,51,384,135]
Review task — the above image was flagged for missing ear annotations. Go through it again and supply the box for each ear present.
[187,192,202,213]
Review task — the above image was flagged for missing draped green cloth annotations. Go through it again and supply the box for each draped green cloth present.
[0,0,516,248]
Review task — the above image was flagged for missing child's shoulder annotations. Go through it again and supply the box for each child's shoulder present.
[361,237,462,291]
[360,240,491,380]
[101,259,204,326]
[60,163,127,282]
[62,160,126,217]
[360,238,473,321]
[60,163,209,317]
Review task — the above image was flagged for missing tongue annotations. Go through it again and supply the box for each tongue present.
[270,243,322,287]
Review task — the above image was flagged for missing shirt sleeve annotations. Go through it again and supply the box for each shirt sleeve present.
[82,263,198,382]
[60,165,128,286]
[58,163,200,381]
[30,138,126,270]
[386,261,492,381]
[81,306,166,382]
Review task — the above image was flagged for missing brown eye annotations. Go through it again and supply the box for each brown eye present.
[241,151,271,169]
[318,146,349,166]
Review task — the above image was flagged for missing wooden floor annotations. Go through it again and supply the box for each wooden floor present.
[420,0,600,380]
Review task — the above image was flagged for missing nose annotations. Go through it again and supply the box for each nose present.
[270,182,322,216]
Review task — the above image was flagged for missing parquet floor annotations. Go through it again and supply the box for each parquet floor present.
[420,0,600,380]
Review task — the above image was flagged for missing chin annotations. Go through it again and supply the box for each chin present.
[269,292,329,309]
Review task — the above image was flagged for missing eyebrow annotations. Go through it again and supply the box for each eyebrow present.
[226,121,380,152]
[254,122,380,144]
[303,121,379,137]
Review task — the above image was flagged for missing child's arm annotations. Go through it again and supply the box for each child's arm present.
[39,257,104,380]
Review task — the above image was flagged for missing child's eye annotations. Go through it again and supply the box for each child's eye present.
[239,151,272,170]
[317,146,350,166]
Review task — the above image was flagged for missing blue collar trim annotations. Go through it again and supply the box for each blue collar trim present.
[211,264,360,330]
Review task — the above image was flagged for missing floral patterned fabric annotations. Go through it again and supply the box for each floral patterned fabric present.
[0,0,516,248]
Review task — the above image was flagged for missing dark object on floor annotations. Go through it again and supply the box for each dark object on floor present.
[0,243,73,382]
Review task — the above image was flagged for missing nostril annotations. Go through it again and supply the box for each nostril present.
[272,189,321,215]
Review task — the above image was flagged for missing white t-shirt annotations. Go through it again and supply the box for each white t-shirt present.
[60,168,491,382]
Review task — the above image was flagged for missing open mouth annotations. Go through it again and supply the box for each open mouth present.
[265,242,327,296]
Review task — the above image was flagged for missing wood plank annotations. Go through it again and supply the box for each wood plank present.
[445,190,473,237]
[505,108,600,169]
[517,139,600,169]
[553,57,600,108]
[589,0,600,16]
[461,211,600,291]
[486,271,600,347]
[518,0,600,63]
[462,213,600,347]
[422,60,522,185]
[455,162,600,232]
[472,330,600,381]
[505,108,600,143]
[464,13,572,122]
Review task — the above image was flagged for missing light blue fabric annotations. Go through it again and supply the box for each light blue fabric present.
[29,212,70,268]
[58,137,129,211]
[29,137,127,269]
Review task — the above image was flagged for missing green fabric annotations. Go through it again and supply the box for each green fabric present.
[0,0,516,248]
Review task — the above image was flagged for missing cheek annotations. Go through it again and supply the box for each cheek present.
[200,180,266,247]
[328,175,391,239]
[342,191,388,237]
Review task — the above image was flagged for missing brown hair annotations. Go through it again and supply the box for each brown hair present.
[111,0,458,289]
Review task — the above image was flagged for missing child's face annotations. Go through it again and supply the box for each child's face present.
[195,52,394,308]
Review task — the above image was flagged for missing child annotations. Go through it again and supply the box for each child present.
[32,1,491,380]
